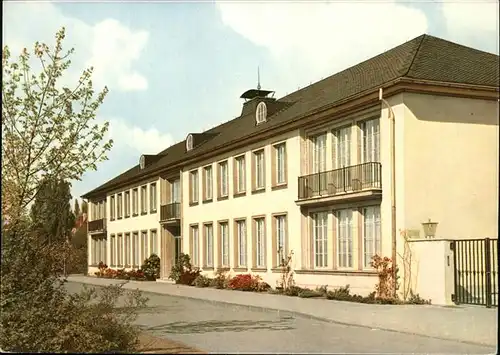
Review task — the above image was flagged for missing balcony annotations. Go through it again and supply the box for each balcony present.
[160,202,181,224]
[88,218,106,234]
[297,162,382,206]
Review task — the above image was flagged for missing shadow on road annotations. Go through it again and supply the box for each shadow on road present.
[141,319,295,334]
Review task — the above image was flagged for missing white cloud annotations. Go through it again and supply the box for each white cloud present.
[216,1,429,90]
[441,0,499,54]
[2,2,149,92]
[106,117,174,155]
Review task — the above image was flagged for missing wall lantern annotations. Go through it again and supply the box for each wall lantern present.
[422,218,438,239]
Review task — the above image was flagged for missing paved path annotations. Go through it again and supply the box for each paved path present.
[66,275,497,348]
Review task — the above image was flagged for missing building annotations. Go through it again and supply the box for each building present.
[82,34,499,297]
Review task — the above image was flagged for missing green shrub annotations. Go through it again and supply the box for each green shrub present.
[169,253,200,285]
[315,285,328,296]
[1,222,149,353]
[406,290,431,305]
[193,275,211,288]
[141,254,160,281]
[284,285,306,296]
[210,269,230,289]
[298,289,323,298]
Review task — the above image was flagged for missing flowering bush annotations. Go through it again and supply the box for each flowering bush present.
[227,274,269,292]
[370,255,399,300]
[95,267,146,281]
[169,253,200,285]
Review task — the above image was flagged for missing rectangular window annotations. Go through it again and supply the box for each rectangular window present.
[312,212,328,268]
[190,170,199,203]
[110,234,116,266]
[171,179,181,203]
[236,220,247,267]
[92,236,107,265]
[333,126,351,168]
[235,155,246,193]
[337,209,353,268]
[220,222,229,267]
[363,206,381,268]
[218,161,228,197]
[117,233,123,267]
[275,215,286,265]
[274,143,287,185]
[117,193,123,219]
[254,150,265,190]
[124,233,131,266]
[132,188,138,215]
[132,232,139,266]
[141,186,147,213]
[361,118,380,163]
[124,191,131,217]
[150,183,157,212]
[311,133,327,173]
[191,225,200,266]
[203,166,213,201]
[150,229,158,256]
[254,217,266,268]
[141,231,148,264]
[204,224,214,267]
[110,196,115,220]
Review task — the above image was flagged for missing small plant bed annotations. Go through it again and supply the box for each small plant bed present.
[169,252,431,305]
[95,254,160,281]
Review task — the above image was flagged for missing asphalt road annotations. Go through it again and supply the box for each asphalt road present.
[65,282,496,354]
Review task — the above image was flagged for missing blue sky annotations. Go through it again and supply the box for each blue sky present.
[3,0,498,202]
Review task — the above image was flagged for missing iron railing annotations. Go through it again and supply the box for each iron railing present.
[160,202,181,221]
[298,162,382,200]
[452,238,498,308]
[88,218,106,233]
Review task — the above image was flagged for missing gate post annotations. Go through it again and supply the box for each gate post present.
[451,241,459,304]
[484,238,492,308]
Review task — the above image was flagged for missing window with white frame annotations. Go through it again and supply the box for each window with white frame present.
[235,155,246,193]
[171,179,181,203]
[191,225,200,266]
[125,191,131,217]
[219,161,228,197]
[337,209,353,268]
[312,212,328,268]
[275,143,286,184]
[333,126,351,168]
[256,101,267,124]
[141,186,147,213]
[275,215,286,265]
[361,118,380,163]
[141,231,148,263]
[220,222,229,267]
[311,134,327,173]
[255,218,266,268]
[204,224,214,267]
[150,229,158,256]
[117,234,123,267]
[91,236,107,265]
[125,233,131,265]
[117,193,123,219]
[190,170,199,203]
[236,220,247,267]
[150,183,157,212]
[204,166,213,200]
[110,196,116,220]
[110,234,116,266]
[254,150,265,189]
[132,232,139,266]
[132,189,138,215]
[363,206,381,268]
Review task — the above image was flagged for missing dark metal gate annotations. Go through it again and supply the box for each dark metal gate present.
[451,238,498,308]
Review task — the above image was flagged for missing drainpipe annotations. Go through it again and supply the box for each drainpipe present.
[379,88,397,298]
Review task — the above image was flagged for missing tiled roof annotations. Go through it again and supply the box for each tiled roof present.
[82,34,499,198]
